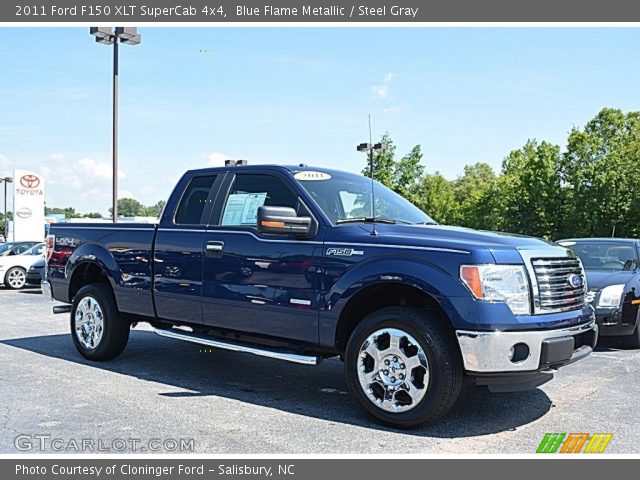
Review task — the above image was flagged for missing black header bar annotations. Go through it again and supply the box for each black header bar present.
[5,0,640,23]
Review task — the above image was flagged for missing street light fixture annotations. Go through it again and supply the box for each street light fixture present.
[89,26,141,222]
[356,142,387,178]
[0,177,13,240]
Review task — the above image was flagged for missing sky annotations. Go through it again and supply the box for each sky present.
[1,27,640,215]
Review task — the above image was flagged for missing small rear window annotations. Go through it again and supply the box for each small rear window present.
[174,176,216,225]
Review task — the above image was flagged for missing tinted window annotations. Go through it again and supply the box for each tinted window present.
[15,244,33,254]
[23,244,45,256]
[174,175,216,225]
[221,174,298,227]
[559,240,639,271]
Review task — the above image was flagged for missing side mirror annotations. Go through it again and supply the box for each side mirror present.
[257,206,311,237]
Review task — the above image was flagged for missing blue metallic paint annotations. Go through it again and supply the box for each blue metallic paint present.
[47,165,594,355]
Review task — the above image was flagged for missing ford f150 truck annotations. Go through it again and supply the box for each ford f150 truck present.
[44,163,597,428]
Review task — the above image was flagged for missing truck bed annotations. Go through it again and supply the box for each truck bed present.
[48,223,158,318]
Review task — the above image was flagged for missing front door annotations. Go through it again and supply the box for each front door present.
[202,172,323,343]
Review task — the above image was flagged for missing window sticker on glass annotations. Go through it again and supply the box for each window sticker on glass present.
[221,192,268,226]
[294,171,332,181]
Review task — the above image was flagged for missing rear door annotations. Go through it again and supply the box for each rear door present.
[201,171,324,343]
[153,174,223,325]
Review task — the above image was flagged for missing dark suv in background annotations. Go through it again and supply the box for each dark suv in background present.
[557,238,640,347]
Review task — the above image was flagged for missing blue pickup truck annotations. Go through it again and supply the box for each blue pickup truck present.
[44,163,597,427]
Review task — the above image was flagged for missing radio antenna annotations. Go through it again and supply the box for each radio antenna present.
[368,115,378,236]
[357,116,386,235]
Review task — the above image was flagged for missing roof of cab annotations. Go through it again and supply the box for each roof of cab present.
[183,164,355,177]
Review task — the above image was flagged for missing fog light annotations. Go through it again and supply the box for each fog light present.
[508,343,530,363]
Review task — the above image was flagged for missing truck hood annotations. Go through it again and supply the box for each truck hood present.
[584,269,636,291]
[369,223,558,250]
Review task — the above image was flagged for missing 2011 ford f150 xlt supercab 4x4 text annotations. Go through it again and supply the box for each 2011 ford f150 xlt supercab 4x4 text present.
[43,163,597,428]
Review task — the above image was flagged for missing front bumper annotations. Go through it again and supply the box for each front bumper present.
[456,319,598,391]
[594,307,637,337]
[26,271,44,286]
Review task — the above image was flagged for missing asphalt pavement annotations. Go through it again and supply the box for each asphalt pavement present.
[0,287,638,454]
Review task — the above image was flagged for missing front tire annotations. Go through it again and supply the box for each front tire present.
[624,323,640,349]
[5,267,27,289]
[344,306,463,428]
[71,283,130,361]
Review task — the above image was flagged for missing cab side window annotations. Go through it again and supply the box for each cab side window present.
[174,175,217,225]
[220,174,298,227]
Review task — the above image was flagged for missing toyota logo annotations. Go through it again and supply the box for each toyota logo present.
[567,274,583,289]
[20,174,40,189]
[16,207,32,219]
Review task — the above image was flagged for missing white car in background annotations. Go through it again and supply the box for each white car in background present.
[0,243,45,290]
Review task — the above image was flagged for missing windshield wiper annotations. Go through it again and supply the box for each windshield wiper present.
[414,221,438,225]
[336,216,397,225]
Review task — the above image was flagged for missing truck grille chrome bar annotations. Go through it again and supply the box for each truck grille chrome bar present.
[531,257,586,313]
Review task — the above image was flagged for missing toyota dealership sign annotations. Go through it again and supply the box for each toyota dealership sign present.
[12,169,45,241]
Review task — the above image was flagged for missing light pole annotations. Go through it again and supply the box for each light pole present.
[89,27,141,222]
[0,177,12,240]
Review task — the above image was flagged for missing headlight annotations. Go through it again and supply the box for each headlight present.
[597,284,625,308]
[461,265,531,315]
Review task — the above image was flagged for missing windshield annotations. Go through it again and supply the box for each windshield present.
[0,243,13,254]
[294,170,434,225]
[558,240,639,271]
[22,243,45,256]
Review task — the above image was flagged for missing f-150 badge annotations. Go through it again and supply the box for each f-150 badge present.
[326,247,364,257]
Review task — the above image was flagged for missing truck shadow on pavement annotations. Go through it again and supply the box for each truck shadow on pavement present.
[1,329,553,437]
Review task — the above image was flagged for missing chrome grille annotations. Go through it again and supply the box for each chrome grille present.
[531,257,586,313]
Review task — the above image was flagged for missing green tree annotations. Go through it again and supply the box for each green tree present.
[142,200,166,218]
[500,140,563,239]
[453,162,501,230]
[561,108,640,238]
[414,172,459,224]
[362,133,396,189]
[110,198,144,217]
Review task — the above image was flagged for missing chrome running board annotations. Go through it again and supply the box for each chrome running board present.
[154,328,321,365]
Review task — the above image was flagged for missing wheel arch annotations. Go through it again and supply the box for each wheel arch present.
[68,261,115,303]
[334,280,457,354]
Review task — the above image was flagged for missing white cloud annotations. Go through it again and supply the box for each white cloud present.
[371,72,396,99]
[384,102,410,115]
[371,84,390,99]
[79,158,126,180]
[141,185,155,196]
[0,154,11,170]
[118,189,135,199]
[204,152,230,167]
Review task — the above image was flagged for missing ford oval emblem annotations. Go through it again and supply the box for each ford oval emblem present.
[568,274,583,289]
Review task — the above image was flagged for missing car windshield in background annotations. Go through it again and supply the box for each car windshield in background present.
[293,170,434,226]
[560,241,639,271]
[22,243,45,256]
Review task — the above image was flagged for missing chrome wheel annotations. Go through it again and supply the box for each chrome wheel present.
[74,296,104,350]
[357,328,429,413]
[7,268,26,289]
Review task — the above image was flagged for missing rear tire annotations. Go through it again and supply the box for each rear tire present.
[71,283,130,361]
[344,306,463,428]
[4,267,27,290]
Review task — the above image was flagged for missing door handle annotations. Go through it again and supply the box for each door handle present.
[205,241,224,257]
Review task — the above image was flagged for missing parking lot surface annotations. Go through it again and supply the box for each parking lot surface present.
[0,287,638,454]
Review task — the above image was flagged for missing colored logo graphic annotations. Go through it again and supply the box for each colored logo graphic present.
[20,174,40,189]
[567,274,583,289]
[537,433,612,453]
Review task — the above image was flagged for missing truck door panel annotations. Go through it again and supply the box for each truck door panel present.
[202,173,323,343]
[153,174,221,325]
